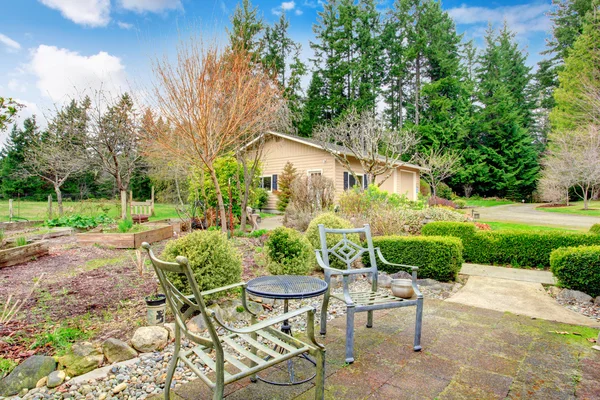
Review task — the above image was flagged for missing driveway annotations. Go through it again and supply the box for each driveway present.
[475,203,600,230]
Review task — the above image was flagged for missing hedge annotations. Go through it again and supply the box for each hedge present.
[551,246,600,297]
[422,222,600,268]
[589,224,600,234]
[365,235,463,282]
[265,227,314,275]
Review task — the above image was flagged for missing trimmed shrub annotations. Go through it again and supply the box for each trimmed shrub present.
[436,183,453,200]
[266,227,314,275]
[162,231,242,298]
[423,221,600,268]
[551,246,600,297]
[589,224,600,234]
[454,199,467,209]
[305,213,360,269]
[419,179,431,196]
[366,236,463,281]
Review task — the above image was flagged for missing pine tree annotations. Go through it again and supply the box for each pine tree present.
[545,0,595,63]
[550,6,600,132]
[228,0,264,59]
[276,161,297,212]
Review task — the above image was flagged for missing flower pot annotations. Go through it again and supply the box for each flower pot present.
[145,294,166,325]
[391,279,414,299]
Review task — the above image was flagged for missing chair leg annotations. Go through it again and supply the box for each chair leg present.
[164,326,181,399]
[314,348,326,400]
[213,385,224,400]
[320,290,330,336]
[366,310,373,328]
[413,297,423,352]
[345,307,355,363]
[214,350,225,400]
[250,329,258,382]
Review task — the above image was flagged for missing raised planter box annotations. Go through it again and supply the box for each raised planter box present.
[0,220,44,232]
[144,219,185,234]
[76,224,173,249]
[0,240,49,268]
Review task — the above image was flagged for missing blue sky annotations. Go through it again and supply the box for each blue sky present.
[0,0,553,140]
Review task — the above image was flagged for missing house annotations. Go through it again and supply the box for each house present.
[255,131,424,211]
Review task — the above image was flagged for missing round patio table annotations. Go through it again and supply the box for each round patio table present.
[246,275,328,386]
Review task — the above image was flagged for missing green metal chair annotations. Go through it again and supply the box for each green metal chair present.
[316,224,423,364]
[142,242,326,400]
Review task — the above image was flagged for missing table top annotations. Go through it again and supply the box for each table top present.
[246,275,328,300]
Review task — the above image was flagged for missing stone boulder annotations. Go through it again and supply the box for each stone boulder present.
[187,314,207,333]
[557,289,593,303]
[595,296,600,305]
[57,342,104,377]
[0,355,56,396]
[131,326,169,352]
[46,370,66,388]
[102,338,138,364]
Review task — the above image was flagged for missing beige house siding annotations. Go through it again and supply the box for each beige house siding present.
[258,135,420,211]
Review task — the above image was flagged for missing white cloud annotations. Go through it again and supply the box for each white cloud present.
[0,33,21,52]
[448,3,551,36]
[118,0,181,14]
[117,21,134,29]
[39,0,111,27]
[272,1,298,16]
[29,45,128,103]
[7,79,27,93]
[295,9,303,16]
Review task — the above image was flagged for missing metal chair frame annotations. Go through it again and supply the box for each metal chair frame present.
[316,224,423,363]
[142,242,326,400]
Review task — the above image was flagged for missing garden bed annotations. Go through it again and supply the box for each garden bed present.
[76,224,173,249]
[0,220,44,232]
[0,240,49,268]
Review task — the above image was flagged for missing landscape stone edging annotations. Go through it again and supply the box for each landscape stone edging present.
[64,356,143,387]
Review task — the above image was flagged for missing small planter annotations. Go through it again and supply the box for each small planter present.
[76,224,173,249]
[0,240,49,268]
[145,294,167,325]
[391,279,414,299]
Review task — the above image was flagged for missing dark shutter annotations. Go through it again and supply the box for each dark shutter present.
[343,172,349,190]
[363,174,368,189]
[272,174,278,191]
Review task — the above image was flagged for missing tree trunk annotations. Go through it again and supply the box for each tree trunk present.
[209,167,228,233]
[584,187,589,210]
[120,190,128,220]
[55,186,64,216]
[415,56,420,126]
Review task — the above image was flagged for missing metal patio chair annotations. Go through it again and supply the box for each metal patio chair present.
[316,224,423,363]
[142,243,326,400]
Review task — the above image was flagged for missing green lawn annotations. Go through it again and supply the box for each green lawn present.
[481,221,578,232]
[465,198,514,207]
[537,201,600,217]
[0,200,180,222]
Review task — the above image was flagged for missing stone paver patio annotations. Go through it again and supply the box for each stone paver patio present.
[151,299,600,399]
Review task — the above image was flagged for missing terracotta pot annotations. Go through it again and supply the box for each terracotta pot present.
[391,279,414,299]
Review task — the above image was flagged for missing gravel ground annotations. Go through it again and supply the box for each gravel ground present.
[546,288,600,323]
[7,275,462,400]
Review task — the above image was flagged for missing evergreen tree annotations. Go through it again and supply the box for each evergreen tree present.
[228,0,264,59]
[545,0,595,63]
[550,6,600,132]
[276,161,297,212]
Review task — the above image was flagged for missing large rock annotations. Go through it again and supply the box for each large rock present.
[595,296,600,305]
[131,326,168,352]
[46,370,66,388]
[0,355,56,396]
[557,289,593,303]
[187,314,207,333]
[102,338,137,364]
[57,342,104,377]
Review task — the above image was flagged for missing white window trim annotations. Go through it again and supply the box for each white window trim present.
[306,169,323,176]
[260,175,274,192]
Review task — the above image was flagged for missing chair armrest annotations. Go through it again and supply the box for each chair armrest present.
[201,282,247,297]
[209,306,316,335]
[376,248,419,271]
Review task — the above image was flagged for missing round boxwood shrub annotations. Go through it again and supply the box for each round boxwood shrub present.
[266,227,314,275]
[305,212,360,269]
[589,224,600,235]
[162,231,242,298]
[550,245,600,298]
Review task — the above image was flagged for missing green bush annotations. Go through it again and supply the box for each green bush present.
[305,212,360,269]
[253,188,269,211]
[162,231,242,298]
[46,213,114,230]
[454,199,467,209]
[436,182,453,200]
[266,227,314,275]
[551,246,600,297]
[423,221,600,268]
[589,224,600,234]
[117,218,133,233]
[366,235,463,281]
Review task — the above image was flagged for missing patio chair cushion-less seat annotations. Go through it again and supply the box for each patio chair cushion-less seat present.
[142,242,326,400]
[316,224,423,364]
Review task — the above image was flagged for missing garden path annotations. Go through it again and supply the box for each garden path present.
[476,203,600,229]
[460,263,556,284]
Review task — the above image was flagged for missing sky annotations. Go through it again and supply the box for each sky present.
[0,0,554,142]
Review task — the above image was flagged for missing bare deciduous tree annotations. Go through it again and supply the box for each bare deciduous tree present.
[416,147,462,198]
[236,135,265,232]
[146,38,286,232]
[314,109,418,186]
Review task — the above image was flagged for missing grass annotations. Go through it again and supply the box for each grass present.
[0,200,180,222]
[482,221,578,232]
[0,357,17,376]
[537,200,600,217]
[31,325,91,355]
[464,198,514,207]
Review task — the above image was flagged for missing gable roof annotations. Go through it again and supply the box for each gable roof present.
[263,131,426,171]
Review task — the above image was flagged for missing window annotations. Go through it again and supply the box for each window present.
[343,172,368,190]
[260,175,278,191]
[307,169,322,178]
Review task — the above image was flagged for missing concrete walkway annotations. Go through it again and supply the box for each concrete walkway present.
[461,263,556,284]
[151,300,600,399]
[476,203,600,230]
[259,215,283,230]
